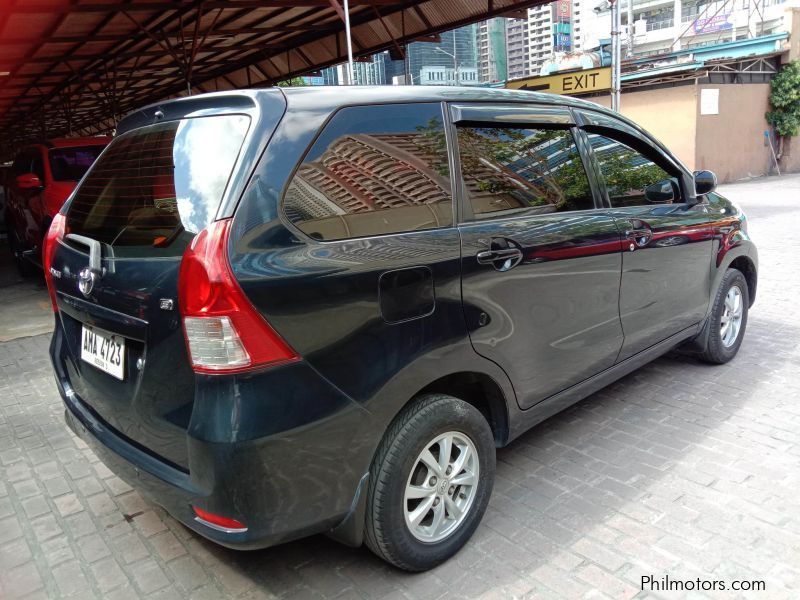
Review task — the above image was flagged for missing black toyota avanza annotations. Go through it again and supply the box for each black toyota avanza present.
[45,87,757,571]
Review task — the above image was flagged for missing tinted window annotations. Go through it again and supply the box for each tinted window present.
[11,153,31,177]
[31,153,45,182]
[283,103,452,241]
[49,145,106,182]
[587,133,680,207]
[66,115,249,257]
[456,126,595,219]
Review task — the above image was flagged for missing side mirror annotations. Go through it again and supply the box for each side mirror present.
[693,170,717,196]
[16,173,43,190]
[644,179,677,203]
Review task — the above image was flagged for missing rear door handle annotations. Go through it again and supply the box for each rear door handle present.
[476,247,523,271]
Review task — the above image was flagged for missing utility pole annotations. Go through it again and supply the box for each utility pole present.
[672,0,682,51]
[626,0,634,58]
[435,41,459,86]
[610,0,621,111]
[404,45,411,85]
[453,31,459,85]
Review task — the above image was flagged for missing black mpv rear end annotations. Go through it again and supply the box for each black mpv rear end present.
[47,87,757,571]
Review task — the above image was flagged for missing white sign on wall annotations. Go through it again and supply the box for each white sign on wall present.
[700,88,720,115]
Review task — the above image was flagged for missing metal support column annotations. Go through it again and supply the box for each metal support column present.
[610,0,621,111]
[343,0,355,84]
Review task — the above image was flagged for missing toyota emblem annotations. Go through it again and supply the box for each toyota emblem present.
[78,267,96,297]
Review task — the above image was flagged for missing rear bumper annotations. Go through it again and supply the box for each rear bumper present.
[50,325,376,550]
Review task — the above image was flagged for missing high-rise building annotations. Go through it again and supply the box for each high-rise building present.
[322,53,390,85]
[478,19,508,83]
[529,5,555,73]
[581,0,790,58]
[506,17,531,80]
[506,0,585,80]
[319,65,339,85]
[319,26,480,86]
[405,25,481,85]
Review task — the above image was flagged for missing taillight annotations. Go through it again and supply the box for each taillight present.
[43,213,68,312]
[178,218,298,374]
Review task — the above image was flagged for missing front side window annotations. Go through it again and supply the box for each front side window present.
[456,125,595,219]
[587,133,681,207]
[283,103,452,241]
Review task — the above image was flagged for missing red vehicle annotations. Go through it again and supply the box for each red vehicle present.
[5,137,110,275]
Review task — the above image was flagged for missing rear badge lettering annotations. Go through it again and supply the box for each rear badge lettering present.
[159,298,174,311]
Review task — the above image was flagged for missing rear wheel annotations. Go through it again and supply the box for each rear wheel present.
[364,394,495,571]
[699,268,749,364]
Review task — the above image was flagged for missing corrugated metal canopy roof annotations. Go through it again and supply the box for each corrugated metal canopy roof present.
[0,0,546,158]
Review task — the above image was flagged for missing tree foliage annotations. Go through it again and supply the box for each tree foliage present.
[766,60,800,138]
[277,77,306,87]
[591,139,669,202]
[416,119,670,212]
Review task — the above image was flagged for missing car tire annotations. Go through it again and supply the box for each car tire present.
[699,268,749,364]
[364,393,495,571]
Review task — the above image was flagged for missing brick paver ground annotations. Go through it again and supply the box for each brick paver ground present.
[1,175,799,599]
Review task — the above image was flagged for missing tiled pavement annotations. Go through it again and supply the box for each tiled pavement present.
[1,175,799,599]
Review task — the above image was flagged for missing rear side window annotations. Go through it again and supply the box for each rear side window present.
[66,115,249,257]
[455,125,595,219]
[49,145,105,182]
[283,103,452,241]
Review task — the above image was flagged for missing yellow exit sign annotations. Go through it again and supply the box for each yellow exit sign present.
[506,67,611,96]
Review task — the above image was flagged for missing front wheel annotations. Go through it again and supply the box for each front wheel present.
[699,268,749,364]
[364,394,495,571]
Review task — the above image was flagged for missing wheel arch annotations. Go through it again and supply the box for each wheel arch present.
[414,371,510,448]
[327,369,511,548]
[683,248,756,355]
[728,255,757,307]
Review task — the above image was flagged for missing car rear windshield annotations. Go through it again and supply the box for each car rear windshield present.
[48,145,106,182]
[65,114,250,258]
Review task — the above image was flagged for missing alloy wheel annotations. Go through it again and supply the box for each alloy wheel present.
[403,431,479,543]
[720,285,744,347]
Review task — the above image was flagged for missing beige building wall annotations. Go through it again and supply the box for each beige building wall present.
[590,87,698,170]
[694,84,775,182]
[585,83,785,182]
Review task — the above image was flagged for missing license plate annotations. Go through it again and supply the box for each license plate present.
[80,325,125,380]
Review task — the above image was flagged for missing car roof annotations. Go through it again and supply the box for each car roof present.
[277,85,607,111]
[117,86,616,135]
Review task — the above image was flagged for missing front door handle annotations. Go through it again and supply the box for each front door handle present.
[476,247,523,272]
[625,220,653,249]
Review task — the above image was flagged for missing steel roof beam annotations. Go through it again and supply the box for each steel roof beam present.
[11,0,400,13]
